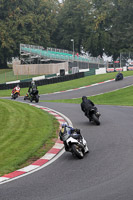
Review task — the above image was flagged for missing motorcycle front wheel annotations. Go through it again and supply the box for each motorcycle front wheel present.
[13,94,17,99]
[72,144,84,159]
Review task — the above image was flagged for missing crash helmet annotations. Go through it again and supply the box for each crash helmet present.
[31,80,35,85]
[82,96,87,101]
[16,84,20,89]
[61,122,68,128]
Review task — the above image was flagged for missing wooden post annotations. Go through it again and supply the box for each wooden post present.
[17,69,18,80]
[28,66,29,78]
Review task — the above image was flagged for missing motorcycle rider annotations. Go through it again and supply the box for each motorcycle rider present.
[59,122,89,153]
[81,96,100,117]
[11,84,20,97]
[115,71,123,81]
[28,80,38,95]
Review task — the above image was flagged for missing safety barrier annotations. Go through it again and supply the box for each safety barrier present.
[0,72,84,90]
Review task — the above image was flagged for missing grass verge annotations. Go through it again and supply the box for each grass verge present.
[0,99,59,176]
[1,71,133,97]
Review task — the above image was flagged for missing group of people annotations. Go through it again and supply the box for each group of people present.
[11,80,38,97]
[59,95,100,154]
[12,81,98,155]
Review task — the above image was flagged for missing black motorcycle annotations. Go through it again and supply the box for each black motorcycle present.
[115,72,123,81]
[86,108,100,125]
[30,90,39,103]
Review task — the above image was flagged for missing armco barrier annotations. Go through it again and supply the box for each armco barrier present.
[0,72,84,90]
[20,78,32,82]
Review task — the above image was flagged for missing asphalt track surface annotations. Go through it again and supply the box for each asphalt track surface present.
[1,76,133,200]
[40,75,133,100]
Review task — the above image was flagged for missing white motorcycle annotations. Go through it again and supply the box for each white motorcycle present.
[59,126,89,159]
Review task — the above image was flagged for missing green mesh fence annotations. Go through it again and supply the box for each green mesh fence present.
[84,68,95,76]
[21,47,105,64]
[0,70,37,84]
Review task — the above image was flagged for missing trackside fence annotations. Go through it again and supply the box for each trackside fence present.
[0,72,84,90]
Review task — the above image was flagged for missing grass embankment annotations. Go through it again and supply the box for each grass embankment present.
[0,99,59,176]
[1,70,133,97]
[43,85,133,107]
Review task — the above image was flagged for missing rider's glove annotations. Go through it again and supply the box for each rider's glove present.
[75,129,80,134]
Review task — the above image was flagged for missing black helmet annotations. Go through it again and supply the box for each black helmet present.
[82,96,87,101]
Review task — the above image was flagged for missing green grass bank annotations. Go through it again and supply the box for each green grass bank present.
[0,99,59,176]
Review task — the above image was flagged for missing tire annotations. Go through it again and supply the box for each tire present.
[35,95,39,103]
[13,95,17,99]
[92,114,100,125]
[71,144,84,159]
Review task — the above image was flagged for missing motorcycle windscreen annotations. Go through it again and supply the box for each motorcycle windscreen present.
[60,127,69,141]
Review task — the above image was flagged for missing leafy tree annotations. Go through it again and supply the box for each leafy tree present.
[0,0,59,68]
[108,0,133,59]
[84,0,133,59]
[0,0,133,67]
[54,0,90,53]
[82,0,114,57]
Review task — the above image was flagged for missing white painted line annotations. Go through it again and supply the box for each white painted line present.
[17,165,39,172]
[66,89,74,92]
[78,87,86,89]
[91,83,99,86]
[0,177,9,182]
[53,143,64,149]
[48,112,58,116]
[41,153,56,160]
[104,79,114,83]
[56,116,64,120]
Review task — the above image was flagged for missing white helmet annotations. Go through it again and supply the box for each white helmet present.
[61,122,68,128]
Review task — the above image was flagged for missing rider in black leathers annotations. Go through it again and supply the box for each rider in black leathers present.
[28,80,38,95]
[115,72,123,81]
[81,96,100,117]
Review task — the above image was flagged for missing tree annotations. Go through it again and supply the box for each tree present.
[108,0,133,59]
[82,0,114,57]
[0,0,59,68]
[54,0,90,53]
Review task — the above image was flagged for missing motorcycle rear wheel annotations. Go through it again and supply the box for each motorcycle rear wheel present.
[92,114,100,125]
[35,95,39,103]
[72,144,84,159]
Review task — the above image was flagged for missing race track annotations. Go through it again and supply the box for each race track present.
[1,76,133,200]
[40,75,133,100]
